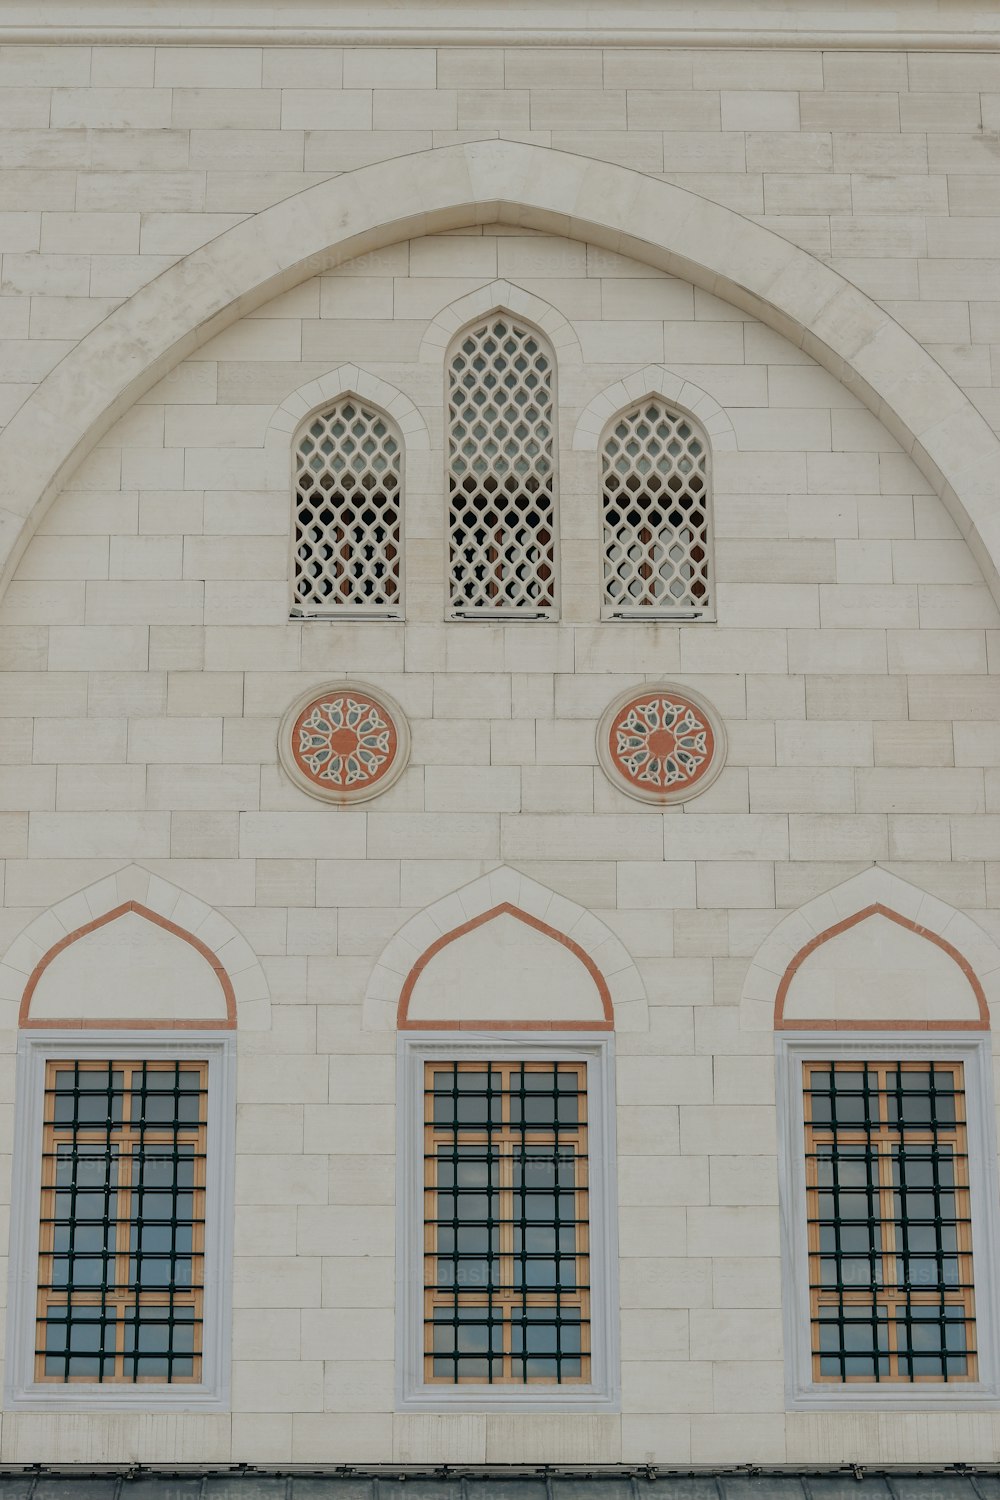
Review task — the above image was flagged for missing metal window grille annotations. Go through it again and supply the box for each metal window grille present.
[447,317,557,617]
[424,1061,590,1384]
[601,400,712,618]
[36,1060,208,1384]
[803,1060,976,1384]
[292,398,403,616]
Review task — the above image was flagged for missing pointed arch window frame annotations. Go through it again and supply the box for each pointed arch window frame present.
[5,1028,236,1412]
[444,309,561,623]
[597,394,716,623]
[289,392,406,621]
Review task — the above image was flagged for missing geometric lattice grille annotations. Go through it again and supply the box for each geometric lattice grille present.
[447,317,557,616]
[601,399,711,616]
[424,1061,590,1384]
[36,1060,207,1384]
[803,1060,977,1384]
[292,398,402,615]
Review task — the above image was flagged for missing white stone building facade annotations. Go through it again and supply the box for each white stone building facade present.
[1,0,1000,1473]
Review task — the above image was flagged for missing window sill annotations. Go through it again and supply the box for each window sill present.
[447,610,557,622]
[786,1383,1000,1412]
[601,608,716,623]
[397,1384,619,1414]
[5,1383,229,1412]
[289,610,404,621]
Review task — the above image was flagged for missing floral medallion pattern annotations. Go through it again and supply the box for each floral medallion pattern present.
[597,684,725,805]
[279,683,409,804]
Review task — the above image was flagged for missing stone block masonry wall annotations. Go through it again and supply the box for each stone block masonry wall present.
[3,39,1000,433]
[2,221,999,1466]
[3,4,1000,1473]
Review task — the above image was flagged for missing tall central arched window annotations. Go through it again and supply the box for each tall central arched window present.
[601,398,713,620]
[291,397,403,618]
[446,315,558,618]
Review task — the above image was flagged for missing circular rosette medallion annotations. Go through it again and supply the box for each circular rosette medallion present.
[278,682,410,804]
[597,683,726,805]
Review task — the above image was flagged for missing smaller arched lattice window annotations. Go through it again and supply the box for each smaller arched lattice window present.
[601,399,713,620]
[447,315,557,618]
[291,397,403,617]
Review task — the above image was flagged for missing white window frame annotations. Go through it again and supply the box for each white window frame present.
[776,1030,1000,1411]
[396,1031,619,1412]
[5,1029,236,1412]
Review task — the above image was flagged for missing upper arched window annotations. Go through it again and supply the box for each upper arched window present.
[601,398,713,621]
[291,396,403,618]
[446,314,557,619]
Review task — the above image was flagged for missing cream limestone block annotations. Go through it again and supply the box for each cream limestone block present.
[236,1104,304,1156]
[786,1412,998,1466]
[232,1307,300,1362]
[293,1414,393,1463]
[805,675,907,720]
[485,1413,620,1463]
[622,1360,712,1415]
[622,1414,692,1463]
[393,1414,487,1464]
[690,1414,787,1465]
[229,1414,292,1464]
[297,1203,393,1258]
[328,1154,394,1206]
[233,1361,323,1413]
[0,1413,232,1464]
[323,1360,394,1413]
[690,1309,783,1365]
[679,1105,776,1158]
[304,1104,394,1156]
[777,721,874,766]
[233,1254,320,1310]
[858,766,984,813]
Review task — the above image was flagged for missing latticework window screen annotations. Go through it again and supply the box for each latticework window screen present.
[447,316,558,617]
[601,399,712,618]
[292,398,403,616]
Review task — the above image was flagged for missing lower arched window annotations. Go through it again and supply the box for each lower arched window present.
[601,398,712,620]
[397,1033,618,1410]
[7,1030,235,1409]
[777,1034,1000,1407]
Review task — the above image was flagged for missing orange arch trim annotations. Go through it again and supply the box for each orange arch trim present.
[774,903,989,1032]
[19,900,237,1030]
[397,902,614,1031]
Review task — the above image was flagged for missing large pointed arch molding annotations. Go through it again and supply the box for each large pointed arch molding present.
[0,865,271,1031]
[1,141,997,598]
[362,865,648,1032]
[739,867,1000,1033]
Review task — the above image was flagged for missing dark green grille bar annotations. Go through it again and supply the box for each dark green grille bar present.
[804,1060,976,1384]
[424,1060,590,1385]
[37,1059,207,1385]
